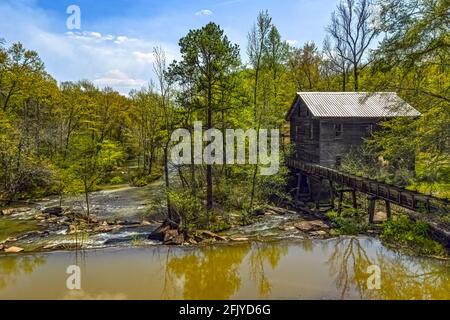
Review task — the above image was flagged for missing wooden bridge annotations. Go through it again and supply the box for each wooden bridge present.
[286,158,449,220]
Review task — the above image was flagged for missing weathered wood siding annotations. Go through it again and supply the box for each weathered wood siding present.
[290,98,321,164]
[319,118,379,168]
[290,97,383,169]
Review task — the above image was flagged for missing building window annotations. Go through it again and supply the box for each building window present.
[335,156,342,168]
[306,108,310,117]
[309,123,314,140]
[335,123,343,138]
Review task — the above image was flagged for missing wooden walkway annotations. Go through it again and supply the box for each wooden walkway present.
[286,158,449,215]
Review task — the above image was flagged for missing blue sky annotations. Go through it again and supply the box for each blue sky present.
[0,0,340,94]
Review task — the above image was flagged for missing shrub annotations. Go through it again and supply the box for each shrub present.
[381,215,446,257]
[326,208,369,235]
[109,176,125,185]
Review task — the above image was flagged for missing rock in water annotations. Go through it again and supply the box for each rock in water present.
[4,246,24,253]
[148,219,179,241]
[163,229,185,245]
[295,220,330,232]
[42,206,63,217]
[252,208,266,216]
[1,208,14,216]
[230,237,249,242]
[200,231,227,242]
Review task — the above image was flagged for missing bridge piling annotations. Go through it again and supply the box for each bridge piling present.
[385,200,392,219]
[368,196,377,224]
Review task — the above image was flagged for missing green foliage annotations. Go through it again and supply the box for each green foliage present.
[381,215,446,257]
[109,176,126,185]
[168,190,205,231]
[326,208,369,235]
[0,1,448,238]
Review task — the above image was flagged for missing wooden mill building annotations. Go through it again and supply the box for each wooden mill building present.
[286,92,421,169]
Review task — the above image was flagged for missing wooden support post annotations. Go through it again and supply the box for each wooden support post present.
[368,197,377,224]
[295,173,301,200]
[352,190,357,209]
[330,180,335,209]
[316,178,322,210]
[307,176,313,201]
[338,191,343,215]
[385,200,392,219]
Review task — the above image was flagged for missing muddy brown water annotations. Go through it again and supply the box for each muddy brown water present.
[0,237,449,300]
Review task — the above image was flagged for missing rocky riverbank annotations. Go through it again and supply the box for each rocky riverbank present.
[0,200,338,253]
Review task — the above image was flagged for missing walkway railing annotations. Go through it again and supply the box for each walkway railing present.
[286,158,449,215]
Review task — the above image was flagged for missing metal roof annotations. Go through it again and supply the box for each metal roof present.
[290,92,421,118]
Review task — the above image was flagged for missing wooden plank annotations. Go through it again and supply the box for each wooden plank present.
[287,158,448,214]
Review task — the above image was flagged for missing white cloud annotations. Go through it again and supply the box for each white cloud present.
[0,1,178,95]
[114,35,135,44]
[93,69,147,88]
[195,9,213,16]
[133,51,154,64]
[286,39,298,46]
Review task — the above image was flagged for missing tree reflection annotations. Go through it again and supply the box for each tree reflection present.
[163,244,250,300]
[0,254,46,290]
[249,242,289,297]
[327,237,450,300]
[162,242,288,299]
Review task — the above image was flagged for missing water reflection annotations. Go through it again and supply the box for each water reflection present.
[0,237,449,300]
[249,242,289,297]
[0,254,46,290]
[162,243,288,299]
[326,237,450,300]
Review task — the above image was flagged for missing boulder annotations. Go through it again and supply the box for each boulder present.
[34,214,47,221]
[252,208,266,216]
[163,229,184,245]
[230,237,249,242]
[295,220,330,233]
[148,219,179,241]
[2,207,31,216]
[309,230,328,237]
[68,224,78,234]
[199,230,227,242]
[42,206,63,217]
[4,246,24,253]
[94,224,115,233]
[1,208,15,216]
[141,220,152,226]
[266,206,297,216]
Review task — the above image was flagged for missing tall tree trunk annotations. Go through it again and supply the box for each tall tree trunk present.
[190,126,196,196]
[163,145,172,220]
[84,180,90,220]
[206,83,213,211]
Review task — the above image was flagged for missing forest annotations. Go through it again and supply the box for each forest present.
[0,0,448,238]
